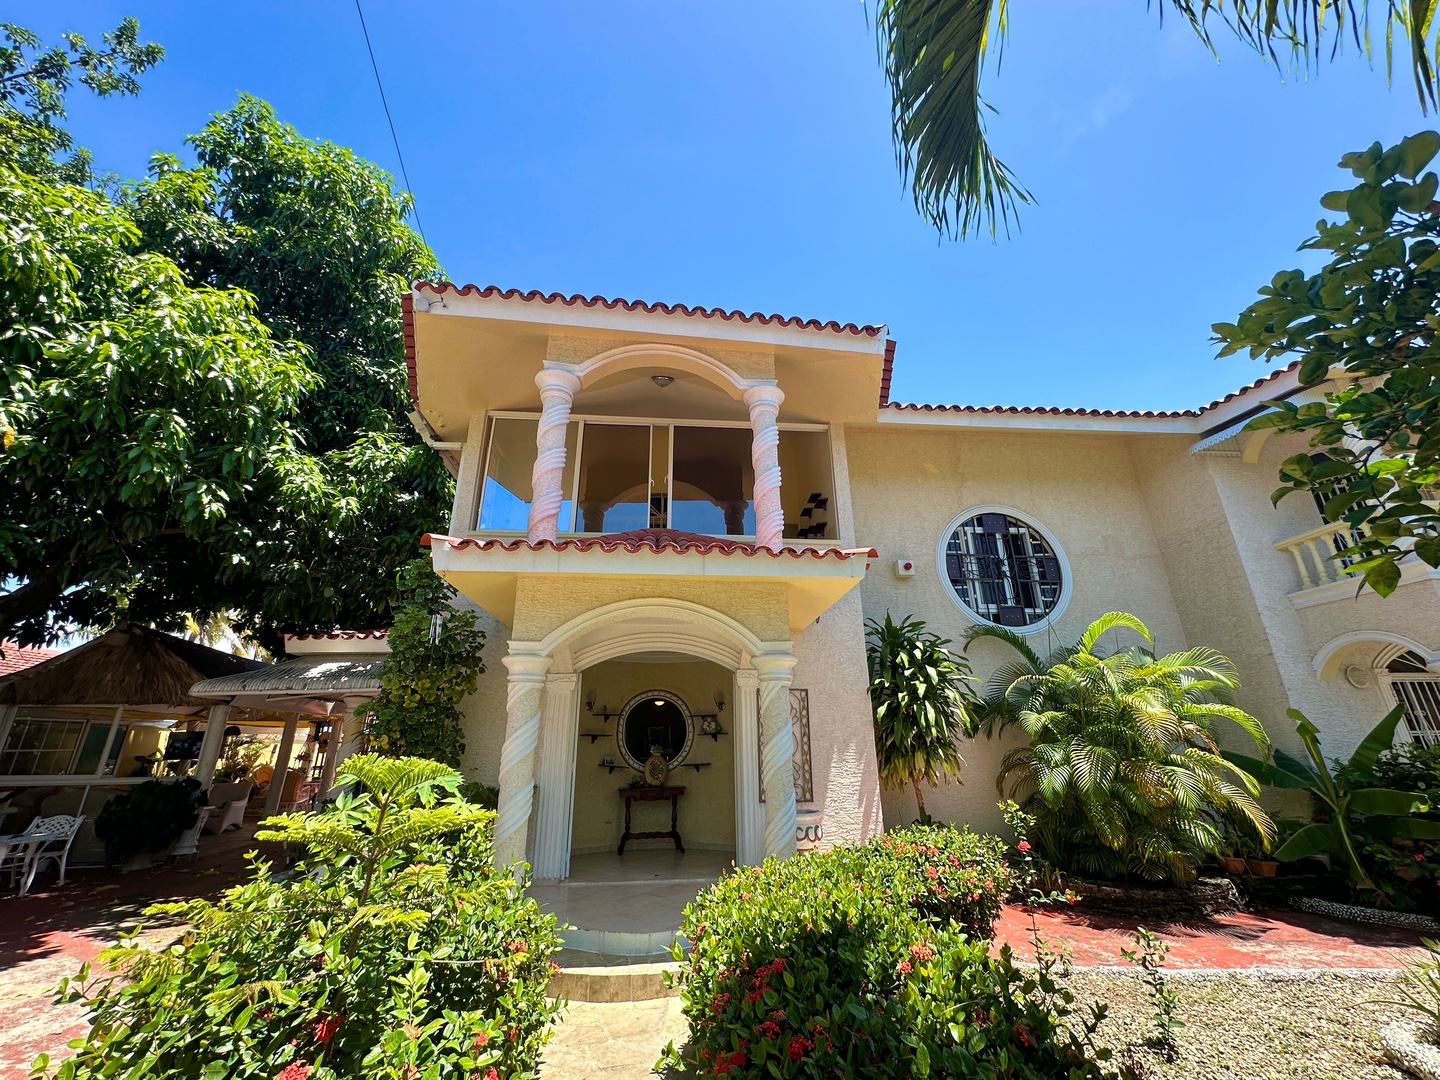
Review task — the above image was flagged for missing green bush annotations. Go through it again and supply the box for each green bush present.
[93,777,204,866]
[41,756,563,1080]
[664,826,1117,1078]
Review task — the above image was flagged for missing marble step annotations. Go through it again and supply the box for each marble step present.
[549,949,684,1002]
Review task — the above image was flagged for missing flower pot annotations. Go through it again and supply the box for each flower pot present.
[1218,856,1248,875]
[1245,858,1279,877]
[795,807,825,853]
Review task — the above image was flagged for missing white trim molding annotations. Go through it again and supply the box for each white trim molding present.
[1314,631,1440,682]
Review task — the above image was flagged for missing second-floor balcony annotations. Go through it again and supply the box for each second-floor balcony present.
[1275,517,1440,607]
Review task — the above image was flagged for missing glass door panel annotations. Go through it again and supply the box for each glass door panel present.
[477,418,578,533]
[576,423,650,533]
[671,426,754,536]
[779,430,834,540]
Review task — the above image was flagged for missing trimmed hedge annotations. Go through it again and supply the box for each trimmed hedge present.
[667,825,1115,1079]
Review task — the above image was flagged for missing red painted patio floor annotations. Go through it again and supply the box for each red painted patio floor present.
[994,903,1430,969]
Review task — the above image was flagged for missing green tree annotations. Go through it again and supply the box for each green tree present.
[0,17,163,183]
[1,21,451,646]
[1214,131,1440,596]
[359,560,486,767]
[876,2,1440,237]
[865,613,978,822]
[0,155,314,641]
[967,611,1274,885]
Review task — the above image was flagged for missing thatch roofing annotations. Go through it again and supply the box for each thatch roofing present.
[0,625,264,708]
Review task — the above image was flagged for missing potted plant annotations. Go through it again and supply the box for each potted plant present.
[95,778,206,869]
[1216,817,1249,875]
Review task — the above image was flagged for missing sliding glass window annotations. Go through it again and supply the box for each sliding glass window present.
[671,425,754,536]
[575,423,651,533]
[477,417,578,532]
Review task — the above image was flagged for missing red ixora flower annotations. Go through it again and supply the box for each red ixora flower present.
[471,1031,490,1051]
[897,960,913,974]
[787,1035,814,1061]
[275,1062,311,1080]
[507,940,528,953]
[909,943,935,961]
[482,1069,498,1080]
[1016,840,1031,853]
[1416,852,1427,863]
[313,1015,343,1044]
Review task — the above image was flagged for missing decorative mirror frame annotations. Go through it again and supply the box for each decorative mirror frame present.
[616,689,695,772]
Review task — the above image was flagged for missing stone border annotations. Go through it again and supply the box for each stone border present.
[1381,1019,1440,1080]
[1067,876,1241,919]
[1293,896,1440,933]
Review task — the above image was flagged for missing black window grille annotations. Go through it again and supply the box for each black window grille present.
[944,513,1062,627]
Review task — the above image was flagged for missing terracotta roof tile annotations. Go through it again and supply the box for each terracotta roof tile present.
[284,630,389,641]
[0,642,63,678]
[422,528,876,562]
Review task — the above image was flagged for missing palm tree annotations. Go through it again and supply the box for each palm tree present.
[966,611,1275,885]
[876,1,1440,237]
[866,613,978,822]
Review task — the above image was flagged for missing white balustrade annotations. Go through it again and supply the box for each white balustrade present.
[1273,522,1365,590]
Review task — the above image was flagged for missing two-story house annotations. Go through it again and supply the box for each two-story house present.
[405,281,1440,912]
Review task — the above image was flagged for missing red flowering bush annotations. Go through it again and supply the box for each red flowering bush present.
[662,826,1118,1078]
[37,757,562,1080]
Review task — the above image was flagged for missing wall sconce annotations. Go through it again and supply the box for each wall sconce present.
[713,691,726,713]
[585,691,597,713]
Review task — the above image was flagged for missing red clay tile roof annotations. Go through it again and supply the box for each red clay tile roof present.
[284,630,389,641]
[883,361,1303,419]
[412,282,887,338]
[0,642,63,678]
[422,529,876,561]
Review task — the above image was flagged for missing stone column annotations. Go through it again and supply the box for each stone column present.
[530,672,580,880]
[753,648,798,860]
[743,384,785,551]
[494,646,553,867]
[731,668,763,865]
[720,499,749,536]
[194,702,231,788]
[526,367,582,543]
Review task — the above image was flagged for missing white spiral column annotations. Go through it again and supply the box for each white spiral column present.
[743,384,785,551]
[753,648,798,860]
[493,647,553,867]
[526,367,582,543]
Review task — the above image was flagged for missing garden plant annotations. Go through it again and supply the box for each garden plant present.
[866,613,978,823]
[662,824,1126,1078]
[37,755,562,1080]
[967,612,1275,886]
[1230,704,1440,907]
[92,777,205,867]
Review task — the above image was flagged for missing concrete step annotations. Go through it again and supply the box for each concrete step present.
[550,949,684,1002]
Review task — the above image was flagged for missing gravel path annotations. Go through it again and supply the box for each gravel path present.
[1067,969,1411,1080]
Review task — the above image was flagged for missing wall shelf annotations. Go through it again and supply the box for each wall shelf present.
[677,762,712,772]
[582,732,612,744]
[700,729,728,741]
[598,763,631,774]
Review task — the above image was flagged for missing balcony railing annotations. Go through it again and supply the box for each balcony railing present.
[1273,522,1366,590]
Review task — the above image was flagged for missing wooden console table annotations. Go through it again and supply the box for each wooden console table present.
[618,785,686,855]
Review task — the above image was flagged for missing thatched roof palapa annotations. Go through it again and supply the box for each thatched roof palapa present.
[0,625,264,708]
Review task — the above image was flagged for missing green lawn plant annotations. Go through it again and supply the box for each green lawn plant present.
[1228,705,1440,901]
[662,825,1119,1079]
[92,777,203,866]
[37,755,562,1080]
[866,613,978,823]
[968,612,1275,886]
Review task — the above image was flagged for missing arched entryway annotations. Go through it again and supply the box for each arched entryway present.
[492,598,798,882]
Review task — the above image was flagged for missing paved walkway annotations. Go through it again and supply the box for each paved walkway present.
[994,903,1430,969]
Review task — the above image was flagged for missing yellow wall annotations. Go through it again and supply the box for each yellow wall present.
[570,658,736,853]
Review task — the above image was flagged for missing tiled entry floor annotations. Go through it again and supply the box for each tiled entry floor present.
[528,848,733,955]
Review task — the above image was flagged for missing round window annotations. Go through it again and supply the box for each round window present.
[941,510,1066,629]
[617,691,694,771]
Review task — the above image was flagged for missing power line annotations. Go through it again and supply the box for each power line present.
[353,0,429,249]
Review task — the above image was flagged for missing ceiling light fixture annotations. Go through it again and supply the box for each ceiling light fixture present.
[651,375,674,388]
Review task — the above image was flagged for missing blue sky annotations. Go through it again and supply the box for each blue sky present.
[32,2,1424,412]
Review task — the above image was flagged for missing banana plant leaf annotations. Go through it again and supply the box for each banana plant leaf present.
[1274,822,1336,862]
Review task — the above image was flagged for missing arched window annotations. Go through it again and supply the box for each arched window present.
[1383,651,1440,747]
[941,511,1067,629]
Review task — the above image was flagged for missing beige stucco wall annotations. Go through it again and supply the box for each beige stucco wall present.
[569,658,736,853]
[510,576,791,643]
[845,423,1192,834]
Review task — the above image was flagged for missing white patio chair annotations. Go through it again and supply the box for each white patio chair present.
[8,815,84,896]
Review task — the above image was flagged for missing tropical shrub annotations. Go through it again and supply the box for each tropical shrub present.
[969,612,1275,886]
[664,827,1114,1079]
[93,777,204,866]
[40,756,563,1080]
[1232,705,1440,910]
[866,613,978,822]
[359,560,486,766]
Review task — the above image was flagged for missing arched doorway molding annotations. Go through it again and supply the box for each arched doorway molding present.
[562,344,769,403]
[495,598,796,879]
[1313,630,1439,683]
